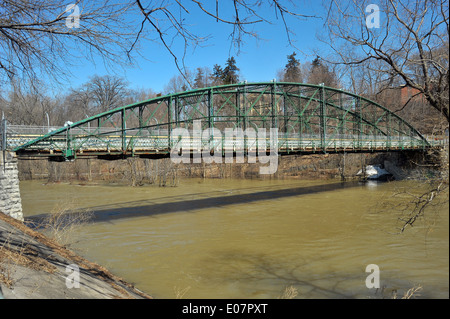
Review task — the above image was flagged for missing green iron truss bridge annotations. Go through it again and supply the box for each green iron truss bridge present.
[8,82,431,160]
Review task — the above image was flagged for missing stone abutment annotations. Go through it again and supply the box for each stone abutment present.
[0,152,24,221]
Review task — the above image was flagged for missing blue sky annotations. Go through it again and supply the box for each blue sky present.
[65,1,330,94]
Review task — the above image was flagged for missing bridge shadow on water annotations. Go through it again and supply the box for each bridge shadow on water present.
[26,180,364,226]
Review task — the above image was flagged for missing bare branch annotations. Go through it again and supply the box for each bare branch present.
[322,0,449,123]
[0,0,138,86]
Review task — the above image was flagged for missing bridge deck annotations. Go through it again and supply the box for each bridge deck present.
[7,131,437,159]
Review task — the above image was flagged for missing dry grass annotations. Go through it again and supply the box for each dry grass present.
[0,212,152,299]
[174,285,191,299]
[392,285,423,299]
[0,226,56,288]
[0,262,15,289]
[278,285,299,299]
[38,202,93,247]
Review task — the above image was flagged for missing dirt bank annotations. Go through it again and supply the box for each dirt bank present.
[17,149,443,185]
[0,212,152,299]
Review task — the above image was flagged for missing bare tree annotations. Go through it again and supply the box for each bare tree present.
[60,74,132,124]
[374,172,448,233]
[0,1,139,86]
[321,0,449,234]
[164,70,195,94]
[3,80,57,126]
[1,1,318,89]
[85,75,131,113]
[65,85,92,119]
[125,87,157,104]
[322,0,449,123]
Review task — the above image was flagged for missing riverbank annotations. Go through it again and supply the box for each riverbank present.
[0,212,152,299]
[17,148,446,185]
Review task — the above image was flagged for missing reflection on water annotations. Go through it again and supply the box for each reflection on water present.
[20,178,449,299]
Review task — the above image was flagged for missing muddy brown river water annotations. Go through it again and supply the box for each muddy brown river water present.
[20,178,448,299]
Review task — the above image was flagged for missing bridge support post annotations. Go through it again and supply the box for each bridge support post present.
[319,84,326,152]
[0,152,23,221]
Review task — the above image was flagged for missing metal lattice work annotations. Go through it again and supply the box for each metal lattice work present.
[12,82,430,159]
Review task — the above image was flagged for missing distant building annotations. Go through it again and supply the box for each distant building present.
[399,85,426,106]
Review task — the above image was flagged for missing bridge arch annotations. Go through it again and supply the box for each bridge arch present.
[12,82,429,158]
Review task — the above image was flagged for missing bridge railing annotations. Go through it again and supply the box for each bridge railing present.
[3,126,435,156]
[4,124,168,150]
[6,124,118,135]
[13,129,427,154]
[424,134,449,147]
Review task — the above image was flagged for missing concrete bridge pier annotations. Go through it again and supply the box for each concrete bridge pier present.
[0,152,23,221]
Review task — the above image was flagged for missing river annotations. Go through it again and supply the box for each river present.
[20,178,449,299]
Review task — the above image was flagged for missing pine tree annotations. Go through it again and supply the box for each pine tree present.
[308,56,338,87]
[222,57,240,84]
[311,56,322,69]
[211,64,224,85]
[284,52,302,83]
[194,67,205,88]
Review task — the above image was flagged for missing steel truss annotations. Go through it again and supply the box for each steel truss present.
[13,82,430,159]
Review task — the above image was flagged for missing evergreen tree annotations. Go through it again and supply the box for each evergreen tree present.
[308,56,338,87]
[284,52,302,83]
[194,67,205,89]
[222,57,240,84]
[211,64,224,85]
[311,56,322,69]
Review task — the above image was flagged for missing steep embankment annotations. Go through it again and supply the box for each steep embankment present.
[0,212,151,299]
